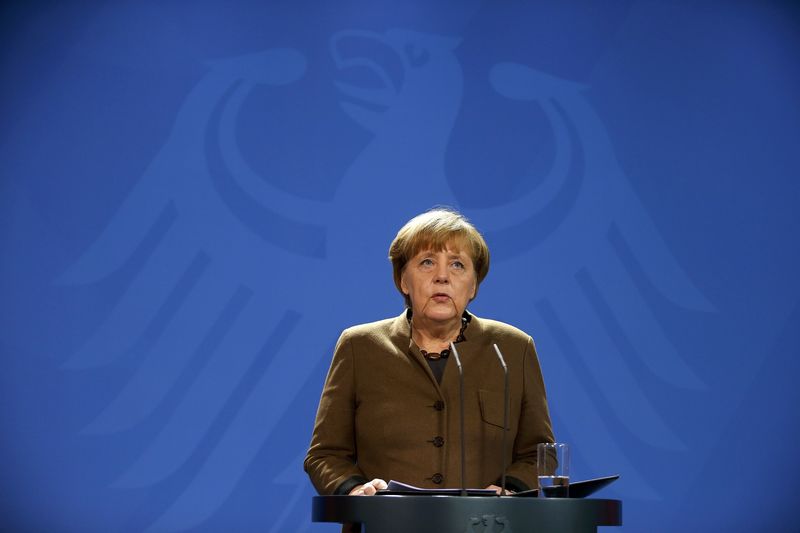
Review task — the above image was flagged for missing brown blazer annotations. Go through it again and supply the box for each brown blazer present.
[304,311,555,494]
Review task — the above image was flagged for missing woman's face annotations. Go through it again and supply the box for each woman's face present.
[400,242,477,325]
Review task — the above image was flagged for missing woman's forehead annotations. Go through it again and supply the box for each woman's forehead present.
[411,237,470,256]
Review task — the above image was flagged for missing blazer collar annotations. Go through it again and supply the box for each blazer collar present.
[388,309,484,392]
[388,309,479,343]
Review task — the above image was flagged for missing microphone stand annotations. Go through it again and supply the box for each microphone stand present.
[449,342,467,497]
[493,343,509,496]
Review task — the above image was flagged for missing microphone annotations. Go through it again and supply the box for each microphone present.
[449,341,467,497]
[493,343,510,496]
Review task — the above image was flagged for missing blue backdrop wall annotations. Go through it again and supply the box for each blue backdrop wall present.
[1,1,799,531]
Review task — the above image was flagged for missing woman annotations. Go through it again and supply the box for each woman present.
[304,208,554,498]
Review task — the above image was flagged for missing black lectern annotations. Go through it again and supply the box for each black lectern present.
[312,495,622,532]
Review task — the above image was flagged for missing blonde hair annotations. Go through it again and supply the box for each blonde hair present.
[388,208,490,307]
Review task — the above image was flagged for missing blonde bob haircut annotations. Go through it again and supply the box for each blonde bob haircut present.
[389,208,490,307]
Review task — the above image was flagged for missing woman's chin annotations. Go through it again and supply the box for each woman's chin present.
[421,309,459,323]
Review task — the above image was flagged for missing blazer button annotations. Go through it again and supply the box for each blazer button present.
[432,473,443,484]
[433,401,445,411]
[432,436,444,447]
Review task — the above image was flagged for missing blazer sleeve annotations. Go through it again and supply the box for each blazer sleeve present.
[504,336,555,490]
[304,330,368,495]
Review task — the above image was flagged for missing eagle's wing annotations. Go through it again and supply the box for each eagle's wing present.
[59,49,340,530]
[464,62,714,498]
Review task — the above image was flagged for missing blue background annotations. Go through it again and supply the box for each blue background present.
[1,1,799,531]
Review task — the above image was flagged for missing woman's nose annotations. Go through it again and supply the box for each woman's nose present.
[434,264,449,282]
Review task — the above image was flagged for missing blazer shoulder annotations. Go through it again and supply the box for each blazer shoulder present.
[338,314,407,351]
[342,316,397,339]
[473,316,532,342]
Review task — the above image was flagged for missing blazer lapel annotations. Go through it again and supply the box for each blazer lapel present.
[388,311,443,394]
[439,311,485,398]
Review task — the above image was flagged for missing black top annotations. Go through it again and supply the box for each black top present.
[411,311,470,385]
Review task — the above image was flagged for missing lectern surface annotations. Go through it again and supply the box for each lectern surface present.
[312,495,622,533]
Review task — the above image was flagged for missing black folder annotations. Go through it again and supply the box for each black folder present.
[513,474,620,498]
[378,475,618,498]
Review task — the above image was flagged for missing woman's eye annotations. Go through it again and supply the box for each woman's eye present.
[452,261,464,269]
[420,258,434,266]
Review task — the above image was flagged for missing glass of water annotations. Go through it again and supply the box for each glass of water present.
[537,442,569,498]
